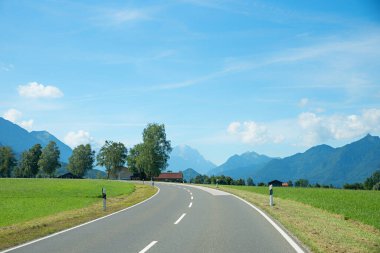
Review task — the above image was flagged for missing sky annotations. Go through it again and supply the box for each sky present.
[1,0,380,165]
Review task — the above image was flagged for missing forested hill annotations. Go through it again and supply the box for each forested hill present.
[253,134,380,186]
[0,117,72,162]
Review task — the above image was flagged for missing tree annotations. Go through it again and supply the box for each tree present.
[0,146,16,177]
[127,143,146,179]
[295,179,309,187]
[38,141,61,177]
[16,144,42,177]
[97,141,127,179]
[247,177,254,186]
[68,144,95,177]
[343,183,364,190]
[287,180,293,187]
[364,170,380,190]
[138,123,172,179]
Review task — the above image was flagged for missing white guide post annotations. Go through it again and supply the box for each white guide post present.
[269,184,273,207]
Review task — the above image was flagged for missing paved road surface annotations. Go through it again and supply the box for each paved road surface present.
[4,183,304,253]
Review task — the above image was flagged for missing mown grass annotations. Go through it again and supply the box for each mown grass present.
[226,185,380,230]
[0,179,157,250]
[0,178,135,227]
[213,185,380,253]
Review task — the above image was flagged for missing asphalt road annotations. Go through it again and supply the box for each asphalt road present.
[4,183,304,253]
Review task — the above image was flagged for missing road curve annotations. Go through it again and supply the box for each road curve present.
[3,183,304,253]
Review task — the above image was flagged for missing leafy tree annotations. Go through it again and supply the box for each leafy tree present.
[235,178,245,186]
[38,141,61,177]
[127,143,146,179]
[97,141,127,179]
[137,123,172,179]
[343,183,364,190]
[0,146,16,177]
[17,144,42,177]
[295,179,309,187]
[68,144,95,177]
[247,177,254,186]
[225,176,233,185]
[287,180,293,187]
[258,182,266,186]
[364,170,380,190]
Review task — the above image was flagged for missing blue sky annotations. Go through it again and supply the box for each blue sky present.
[1,0,380,165]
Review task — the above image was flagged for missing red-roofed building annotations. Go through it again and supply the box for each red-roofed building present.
[154,172,183,182]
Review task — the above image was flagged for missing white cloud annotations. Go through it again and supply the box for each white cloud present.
[227,121,269,144]
[64,130,94,148]
[20,120,34,131]
[3,108,22,123]
[18,82,64,98]
[2,108,34,131]
[297,109,380,146]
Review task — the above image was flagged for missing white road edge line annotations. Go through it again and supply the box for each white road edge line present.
[139,241,158,253]
[174,213,186,225]
[0,186,161,253]
[231,194,305,253]
[188,202,192,208]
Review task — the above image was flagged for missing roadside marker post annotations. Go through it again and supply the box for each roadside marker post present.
[269,184,273,207]
[102,188,107,211]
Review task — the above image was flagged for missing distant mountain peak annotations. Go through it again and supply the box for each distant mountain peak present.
[168,145,216,174]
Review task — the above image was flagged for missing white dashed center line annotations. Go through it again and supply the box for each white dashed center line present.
[174,213,186,225]
[189,202,192,208]
[139,241,158,253]
[191,196,193,200]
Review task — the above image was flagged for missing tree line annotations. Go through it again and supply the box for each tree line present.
[0,123,172,179]
[189,172,380,190]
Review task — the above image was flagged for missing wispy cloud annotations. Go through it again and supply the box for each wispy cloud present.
[148,33,380,91]
[0,63,14,72]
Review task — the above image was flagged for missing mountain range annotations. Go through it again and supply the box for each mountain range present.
[2,116,380,186]
[0,117,72,162]
[167,145,216,174]
[207,151,273,178]
[252,134,380,186]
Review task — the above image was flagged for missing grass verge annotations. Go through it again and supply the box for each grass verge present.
[0,180,156,251]
[212,185,380,253]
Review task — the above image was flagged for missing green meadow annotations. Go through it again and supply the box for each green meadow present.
[0,178,135,227]
[225,185,380,230]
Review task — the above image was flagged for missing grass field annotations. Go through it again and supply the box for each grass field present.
[225,185,380,230]
[0,178,135,227]
[0,178,157,250]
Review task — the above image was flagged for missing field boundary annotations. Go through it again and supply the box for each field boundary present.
[1,186,160,253]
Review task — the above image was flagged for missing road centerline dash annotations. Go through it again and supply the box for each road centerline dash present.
[189,202,192,208]
[191,196,193,200]
[139,241,158,253]
[174,213,186,225]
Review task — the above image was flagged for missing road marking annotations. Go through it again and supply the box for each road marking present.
[231,195,305,253]
[0,186,161,253]
[189,202,192,208]
[183,184,231,196]
[190,192,192,195]
[174,213,186,225]
[191,196,193,200]
[139,241,158,253]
